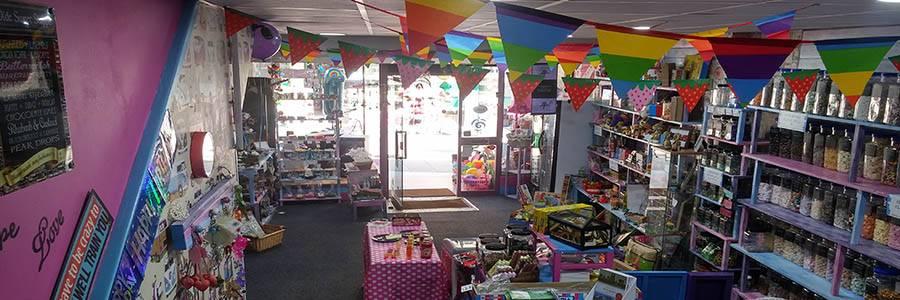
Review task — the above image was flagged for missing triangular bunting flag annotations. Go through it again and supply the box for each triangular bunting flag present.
[377,50,402,64]
[562,77,601,112]
[707,37,801,107]
[338,41,377,75]
[451,65,491,101]
[890,55,900,72]
[595,26,680,100]
[287,28,327,65]
[626,80,659,111]
[225,8,256,37]
[404,0,486,54]
[303,49,320,63]
[753,11,796,39]
[688,27,728,62]
[280,41,291,60]
[815,37,900,107]
[487,37,507,71]
[395,55,433,90]
[782,70,818,104]
[468,50,492,67]
[509,74,544,114]
[445,31,485,67]
[545,54,559,68]
[435,44,452,67]
[554,43,593,76]
[673,79,710,113]
[399,17,411,55]
[586,46,602,68]
[494,3,584,81]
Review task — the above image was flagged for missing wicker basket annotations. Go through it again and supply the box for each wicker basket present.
[248,224,286,252]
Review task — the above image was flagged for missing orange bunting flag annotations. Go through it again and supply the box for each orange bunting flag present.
[404,0,486,54]
[553,43,594,77]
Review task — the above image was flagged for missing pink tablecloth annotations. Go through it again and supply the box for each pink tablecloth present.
[364,223,448,300]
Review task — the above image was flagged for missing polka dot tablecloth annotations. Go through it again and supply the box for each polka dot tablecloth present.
[364,223,448,300]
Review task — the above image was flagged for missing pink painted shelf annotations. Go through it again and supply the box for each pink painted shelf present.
[693,221,735,241]
[743,153,900,197]
[731,287,766,300]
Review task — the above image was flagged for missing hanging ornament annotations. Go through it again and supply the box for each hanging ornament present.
[672,79,710,113]
[626,80,659,111]
[562,77,602,112]
[509,74,544,114]
[781,70,818,104]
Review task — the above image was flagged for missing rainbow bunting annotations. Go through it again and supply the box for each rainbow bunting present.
[280,41,291,60]
[673,79,710,113]
[487,37,507,71]
[688,27,728,62]
[225,8,256,37]
[595,26,679,100]
[451,65,491,101]
[445,31,485,67]
[815,37,899,107]
[399,16,410,54]
[707,37,801,107]
[494,2,584,81]
[404,0,485,54]
[434,44,452,67]
[287,27,327,65]
[544,54,559,68]
[753,11,796,39]
[468,50,492,67]
[782,70,818,104]
[303,49,320,63]
[509,74,544,114]
[395,55,432,90]
[586,46,602,68]
[553,43,593,77]
[627,80,659,111]
[338,41,377,75]
[562,77,601,112]
[891,55,900,72]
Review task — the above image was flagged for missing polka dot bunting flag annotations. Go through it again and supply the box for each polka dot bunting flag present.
[394,55,432,90]
[562,77,602,112]
[781,70,818,105]
[509,73,544,114]
[451,65,491,101]
[225,8,257,37]
[626,80,659,111]
[673,79,711,113]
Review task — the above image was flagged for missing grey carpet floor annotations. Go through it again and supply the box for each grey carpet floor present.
[244,195,521,299]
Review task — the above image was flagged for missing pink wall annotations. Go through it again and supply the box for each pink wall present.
[0,0,184,298]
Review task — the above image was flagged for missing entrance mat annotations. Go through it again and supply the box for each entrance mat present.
[401,188,456,197]
[387,196,478,214]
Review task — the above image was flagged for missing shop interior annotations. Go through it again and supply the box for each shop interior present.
[2,0,900,300]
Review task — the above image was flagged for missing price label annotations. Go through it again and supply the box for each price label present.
[609,159,619,172]
[703,167,724,185]
[461,284,473,292]
[777,111,808,132]
[888,194,900,219]
[594,124,604,136]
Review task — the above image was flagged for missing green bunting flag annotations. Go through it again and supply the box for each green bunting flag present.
[494,3,584,81]
[595,26,679,100]
[445,31,485,67]
[815,37,900,107]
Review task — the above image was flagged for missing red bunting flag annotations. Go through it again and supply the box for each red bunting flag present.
[395,55,432,90]
[287,28,327,65]
[225,8,256,37]
[782,70,818,104]
[673,79,710,113]
[562,77,601,112]
[338,41,377,76]
[451,65,491,101]
[509,74,544,114]
[626,81,659,111]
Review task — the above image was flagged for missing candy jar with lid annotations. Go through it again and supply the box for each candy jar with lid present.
[863,137,884,181]
[882,142,897,186]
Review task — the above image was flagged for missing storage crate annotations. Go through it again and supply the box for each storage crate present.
[248,224,285,252]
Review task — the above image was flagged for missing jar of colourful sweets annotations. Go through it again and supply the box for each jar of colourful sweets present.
[767,128,782,156]
[842,252,856,289]
[837,134,853,173]
[791,231,804,265]
[800,181,814,217]
[803,125,815,164]
[773,225,785,256]
[814,241,828,277]
[871,264,900,299]
[824,129,839,170]
[862,197,880,240]
[822,188,836,225]
[827,83,842,117]
[779,130,794,159]
[875,207,890,245]
[782,230,796,262]
[803,235,816,271]
[889,214,900,250]
[771,175,785,207]
[833,192,850,230]
[791,131,804,161]
[852,261,868,295]
[790,179,803,213]
[716,151,727,171]
[814,75,832,115]
[813,126,827,167]
[846,189,857,230]
[810,186,824,221]
[759,169,772,203]
[883,145,898,186]
[778,177,792,209]
[826,245,836,281]
[864,138,884,181]
[884,78,900,125]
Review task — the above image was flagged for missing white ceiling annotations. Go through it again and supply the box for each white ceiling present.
[209,0,900,40]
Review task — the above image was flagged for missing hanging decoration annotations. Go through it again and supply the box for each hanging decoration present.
[251,23,282,60]
[287,27,327,65]
[553,43,593,77]
[303,49,321,63]
[338,41,377,75]
[395,55,433,89]
[595,26,679,100]
[672,79,710,113]
[753,10,796,39]
[509,74,544,114]
[377,50,402,63]
[279,41,291,60]
[225,8,256,37]
[435,44,452,67]
[544,54,559,68]
[815,37,900,107]
[707,37,801,107]
[404,0,486,54]
[451,65,491,101]
[487,37,507,71]
[494,2,584,81]
[445,31,485,67]
[586,46,602,68]
[626,80,659,111]
[890,55,900,72]
[399,33,432,59]
[781,70,819,104]
[399,16,411,54]
[687,27,728,62]
[468,50,492,67]
[562,77,601,112]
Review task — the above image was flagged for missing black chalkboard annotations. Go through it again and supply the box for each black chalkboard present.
[0,2,73,195]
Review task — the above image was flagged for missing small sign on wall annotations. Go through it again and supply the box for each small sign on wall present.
[50,190,113,300]
[0,3,74,196]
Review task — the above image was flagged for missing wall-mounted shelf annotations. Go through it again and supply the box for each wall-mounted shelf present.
[732,244,861,300]
[749,105,900,133]
[588,149,650,178]
[743,153,900,197]
[169,180,235,250]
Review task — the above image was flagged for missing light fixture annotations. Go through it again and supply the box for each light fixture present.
[38,15,52,21]
[567,34,573,38]
[632,26,651,30]
[21,21,29,26]
[878,0,900,3]
[319,32,346,36]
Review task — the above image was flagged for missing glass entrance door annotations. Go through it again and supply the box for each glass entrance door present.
[457,67,503,194]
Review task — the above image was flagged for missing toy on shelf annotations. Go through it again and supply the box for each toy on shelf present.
[462,145,496,191]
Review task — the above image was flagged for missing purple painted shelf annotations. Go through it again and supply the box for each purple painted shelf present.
[743,153,900,197]
[738,199,900,269]
[693,221,735,241]
[588,149,650,177]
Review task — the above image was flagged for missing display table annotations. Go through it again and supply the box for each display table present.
[364,223,447,300]
[534,232,615,282]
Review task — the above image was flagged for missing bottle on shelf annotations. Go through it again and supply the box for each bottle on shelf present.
[827,83,843,117]
[837,130,853,173]
[813,75,832,116]
[884,77,900,125]
[864,137,884,181]
[760,80,774,108]
[824,127,838,170]
[868,77,887,123]
[882,140,898,185]
[862,196,880,240]
[802,124,815,164]
[812,125,826,167]
[803,75,819,114]
[854,82,873,121]
[874,206,890,246]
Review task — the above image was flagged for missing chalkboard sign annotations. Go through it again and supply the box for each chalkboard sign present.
[0,2,73,195]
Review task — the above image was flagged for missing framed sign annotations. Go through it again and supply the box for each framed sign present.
[0,2,74,196]
[51,190,113,300]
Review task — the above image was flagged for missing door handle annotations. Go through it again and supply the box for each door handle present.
[396,131,407,159]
